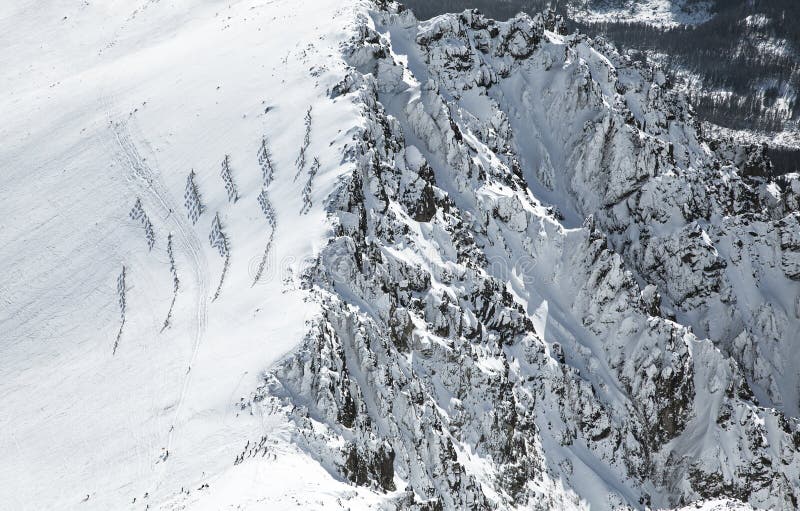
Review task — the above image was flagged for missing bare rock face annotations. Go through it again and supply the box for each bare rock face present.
[251,3,800,509]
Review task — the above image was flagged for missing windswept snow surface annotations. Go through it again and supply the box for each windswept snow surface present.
[0,0,374,508]
[3,1,800,510]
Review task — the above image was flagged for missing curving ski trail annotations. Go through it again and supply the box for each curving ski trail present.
[107,113,209,490]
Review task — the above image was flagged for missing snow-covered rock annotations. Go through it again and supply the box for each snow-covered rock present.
[2,1,799,510]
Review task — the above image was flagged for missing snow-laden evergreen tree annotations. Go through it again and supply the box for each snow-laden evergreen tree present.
[220,155,239,203]
[129,197,156,250]
[113,265,126,355]
[300,157,320,215]
[209,212,230,300]
[252,189,276,286]
[253,136,279,285]
[161,233,180,331]
[294,106,312,180]
[184,169,205,224]
[257,137,276,187]
[257,189,277,230]
[209,212,229,258]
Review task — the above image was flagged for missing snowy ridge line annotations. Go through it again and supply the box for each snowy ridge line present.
[244,2,800,510]
[5,0,799,508]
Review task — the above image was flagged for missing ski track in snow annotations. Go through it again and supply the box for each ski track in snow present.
[107,112,209,488]
[4,0,800,509]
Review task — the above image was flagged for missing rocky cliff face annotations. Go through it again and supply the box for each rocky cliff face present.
[249,3,800,509]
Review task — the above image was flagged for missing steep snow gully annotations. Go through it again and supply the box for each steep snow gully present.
[1,0,799,509]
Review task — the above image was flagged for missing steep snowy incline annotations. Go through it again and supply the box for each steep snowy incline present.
[242,4,798,510]
[379,3,800,421]
[3,1,800,510]
[0,0,375,509]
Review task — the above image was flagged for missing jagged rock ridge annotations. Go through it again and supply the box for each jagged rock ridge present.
[241,3,800,510]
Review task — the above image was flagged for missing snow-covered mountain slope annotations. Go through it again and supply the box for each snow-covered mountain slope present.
[1,0,373,508]
[401,0,800,174]
[2,1,800,510]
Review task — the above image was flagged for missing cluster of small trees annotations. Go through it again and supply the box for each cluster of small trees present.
[258,137,276,187]
[253,136,279,285]
[167,234,179,294]
[291,106,319,215]
[257,189,277,230]
[767,147,800,174]
[294,106,313,180]
[161,233,180,331]
[220,155,240,203]
[209,212,230,258]
[209,212,230,301]
[113,266,127,355]
[301,157,320,215]
[257,136,278,230]
[234,435,274,465]
[129,198,156,250]
[184,170,205,224]
[114,103,328,339]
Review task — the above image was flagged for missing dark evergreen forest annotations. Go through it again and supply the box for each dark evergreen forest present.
[402,0,800,173]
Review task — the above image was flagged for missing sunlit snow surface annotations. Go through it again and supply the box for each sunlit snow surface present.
[0,0,378,508]
[2,0,798,510]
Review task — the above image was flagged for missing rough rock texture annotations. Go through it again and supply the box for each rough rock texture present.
[246,4,800,509]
